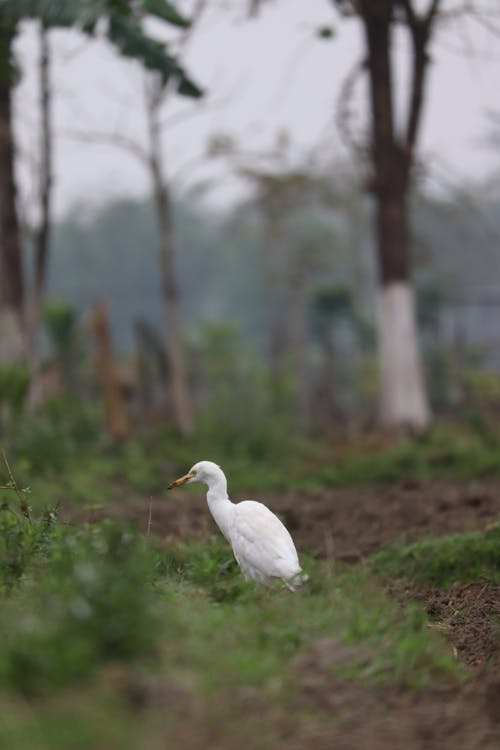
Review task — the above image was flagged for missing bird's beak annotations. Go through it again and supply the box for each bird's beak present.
[168,471,195,490]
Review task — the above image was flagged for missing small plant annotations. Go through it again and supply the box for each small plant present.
[0,503,58,593]
[157,537,244,602]
[0,451,56,592]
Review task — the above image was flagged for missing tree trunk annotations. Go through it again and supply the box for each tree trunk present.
[362,2,431,430]
[317,330,340,434]
[27,23,53,370]
[0,27,25,364]
[262,207,288,380]
[375,187,429,428]
[91,302,131,441]
[378,280,430,429]
[289,270,309,427]
[146,84,193,435]
[154,181,194,435]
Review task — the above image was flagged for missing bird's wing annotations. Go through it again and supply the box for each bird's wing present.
[231,501,300,578]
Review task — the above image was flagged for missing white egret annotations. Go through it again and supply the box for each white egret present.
[168,461,307,590]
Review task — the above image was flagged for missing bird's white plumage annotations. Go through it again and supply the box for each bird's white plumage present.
[231,501,301,585]
[169,461,306,590]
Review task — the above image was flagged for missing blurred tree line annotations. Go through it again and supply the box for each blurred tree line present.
[1,0,499,443]
[31,171,500,434]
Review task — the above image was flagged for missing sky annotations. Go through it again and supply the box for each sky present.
[12,0,500,221]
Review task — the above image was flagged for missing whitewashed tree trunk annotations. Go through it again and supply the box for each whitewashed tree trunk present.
[377,281,430,430]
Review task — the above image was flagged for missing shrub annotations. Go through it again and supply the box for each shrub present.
[9,397,101,474]
[0,365,30,417]
[0,520,162,695]
[0,503,58,592]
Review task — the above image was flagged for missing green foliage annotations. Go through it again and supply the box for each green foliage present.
[310,284,353,337]
[0,701,138,750]
[0,365,30,415]
[0,21,18,83]
[157,536,246,602]
[0,503,57,592]
[312,285,353,320]
[0,0,201,95]
[154,552,460,693]
[9,397,101,474]
[417,278,446,333]
[44,300,77,358]
[315,424,500,488]
[465,369,500,405]
[0,465,465,748]
[0,520,161,695]
[372,526,500,588]
[183,321,311,488]
[142,0,189,28]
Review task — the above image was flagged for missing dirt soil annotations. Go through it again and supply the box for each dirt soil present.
[62,478,500,749]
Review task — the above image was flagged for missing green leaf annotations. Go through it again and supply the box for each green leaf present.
[0,0,101,28]
[0,0,202,98]
[177,74,203,98]
[106,12,201,97]
[142,0,190,29]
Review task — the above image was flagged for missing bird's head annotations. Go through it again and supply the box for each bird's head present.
[168,460,223,489]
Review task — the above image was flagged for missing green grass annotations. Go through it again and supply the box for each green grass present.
[8,420,500,522]
[0,501,465,750]
[2,404,499,748]
[372,525,500,587]
[314,425,500,488]
[5,396,500,510]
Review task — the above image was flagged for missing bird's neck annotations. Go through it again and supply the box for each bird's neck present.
[206,474,233,541]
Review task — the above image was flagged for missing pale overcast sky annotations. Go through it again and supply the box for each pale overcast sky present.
[12,0,500,220]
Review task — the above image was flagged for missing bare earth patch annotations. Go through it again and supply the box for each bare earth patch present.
[388,580,500,671]
[62,477,500,559]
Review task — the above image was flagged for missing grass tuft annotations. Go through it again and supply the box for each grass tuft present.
[371,525,500,587]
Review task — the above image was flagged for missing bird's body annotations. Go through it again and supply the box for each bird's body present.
[168,461,306,590]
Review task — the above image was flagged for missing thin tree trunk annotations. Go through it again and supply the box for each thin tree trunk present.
[0,26,25,364]
[91,302,131,441]
[317,330,340,434]
[146,83,193,435]
[27,23,53,370]
[362,1,431,430]
[289,268,309,427]
[263,210,287,379]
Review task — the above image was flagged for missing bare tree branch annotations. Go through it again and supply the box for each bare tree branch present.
[335,57,368,160]
[64,128,151,166]
[158,86,236,132]
[401,0,441,161]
